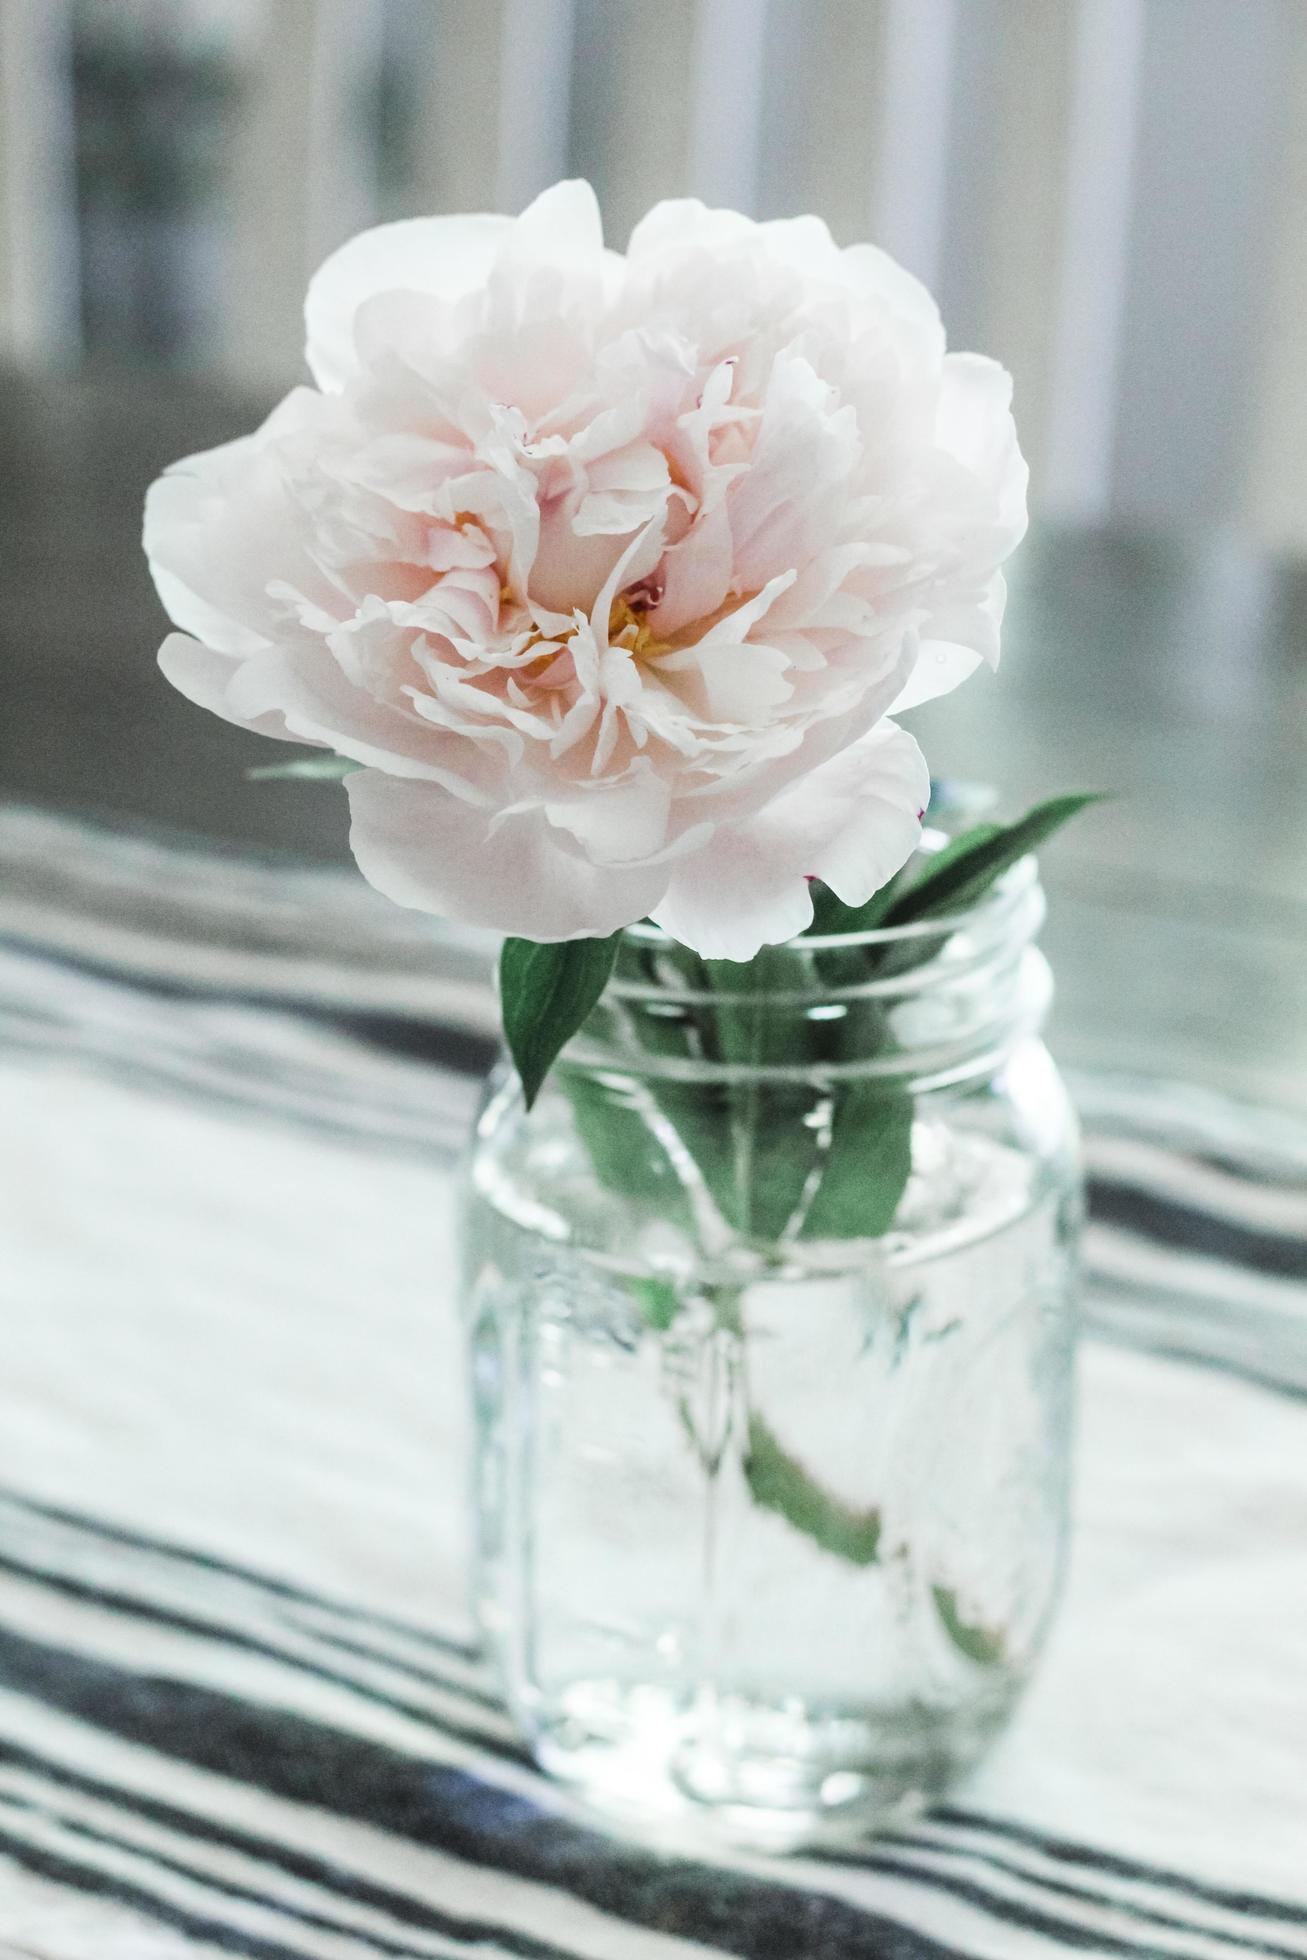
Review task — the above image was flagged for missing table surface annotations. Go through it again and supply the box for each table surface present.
[4,364,1307,1108]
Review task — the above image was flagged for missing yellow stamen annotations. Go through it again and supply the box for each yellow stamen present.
[608,595,671,660]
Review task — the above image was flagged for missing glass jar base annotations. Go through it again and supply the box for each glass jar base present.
[524,1677,1015,1852]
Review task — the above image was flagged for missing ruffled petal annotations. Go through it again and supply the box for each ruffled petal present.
[226,644,500,793]
[306,213,512,391]
[626,198,754,262]
[157,633,306,742]
[801,720,930,905]
[144,389,343,654]
[889,633,983,714]
[652,721,927,959]
[838,242,946,359]
[497,178,607,270]
[544,765,672,865]
[346,770,668,940]
[935,353,1028,541]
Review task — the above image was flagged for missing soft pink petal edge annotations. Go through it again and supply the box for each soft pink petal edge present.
[143,390,331,655]
[891,352,1027,714]
[304,181,610,392]
[305,213,510,392]
[625,199,944,352]
[158,631,307,743]
[345,769,669,942]
[652,721,929,960]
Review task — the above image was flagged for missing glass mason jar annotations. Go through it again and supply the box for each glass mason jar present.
[460,856,1081,1849]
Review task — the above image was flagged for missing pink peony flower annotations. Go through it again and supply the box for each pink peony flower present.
[145,182,1026,958]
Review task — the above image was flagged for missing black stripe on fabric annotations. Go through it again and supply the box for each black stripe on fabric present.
[934,1809,1307,1932]
[1,798,343,872]
[833,1845,1306,1960]
[1188,1142,1307,1195]
[1076,1320,1307,1407]
[0,1487,480,1661]
[0,929,495,1079]
[0,1791,438,1960]
[0,1547,524,1767]
[1088,1177,1307,1283]
[330,1010,495,1079]
[0,1619,973,1960]
[0,1024,470,1168]
[7,1493,1306,1956]
[17,1570,1286,1960]
[280,1620,506,1714]
[14,1736,1298,1960]
[0,1822,331,1960]
[943,1845,1307,1960]
[0,1741,576,1960]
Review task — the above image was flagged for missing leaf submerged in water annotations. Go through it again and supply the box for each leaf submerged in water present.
[932,1585,1006,1666]
[743,1412,882,1566]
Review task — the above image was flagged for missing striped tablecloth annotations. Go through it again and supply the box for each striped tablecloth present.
[4,804,1306,1960]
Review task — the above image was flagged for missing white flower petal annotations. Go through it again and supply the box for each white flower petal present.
[144,390,335,655]
[649,500,735,638]
[545,766,672,865]
[501,178,606,267]
[839,242,946,357]
[626,198,754,262]
[936,353,1028,539]
[227,645,499,794]
[652,721,927,960]
[889,636,983,714]
[157,633,306,742]
[306,213,511,391]
[652,839,817,961]
[347,771,668,940]
[802,721,930,905]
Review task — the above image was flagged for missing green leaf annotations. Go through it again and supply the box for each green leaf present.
[932,1585,1006,1666]
[805,794,1101,946]
[881,794,1104,929]
[744,1413,882,1565]
[900,819,1004,888]
[701,947,827,1238]
[558,939,746,1241]
[563,1073,698,1239]
[500,934,621,1110]
[246,756,361,781]
[630,1275,682,1332]
[800,1084,914,1240]
[702,946,817,1067]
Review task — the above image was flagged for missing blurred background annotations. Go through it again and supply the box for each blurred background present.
[2,0,1306,1100]
[6,0,1307,537]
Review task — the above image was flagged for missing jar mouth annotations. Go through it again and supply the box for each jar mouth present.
[611,850,1042,1009]
[563,846,1050,1093]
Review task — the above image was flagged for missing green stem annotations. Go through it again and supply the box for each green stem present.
[568,936,1006,1669]
[660,1283,1005,1668]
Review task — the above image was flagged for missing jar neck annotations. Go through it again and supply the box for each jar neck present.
[564,862,1051,1095]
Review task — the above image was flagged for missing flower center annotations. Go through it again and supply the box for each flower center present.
[606,594,673,662]
[506,590,674,681]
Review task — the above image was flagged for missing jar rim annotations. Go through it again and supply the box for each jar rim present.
[609,851,1042,1010]
[563,850,1051,1090]
[626,840,1034,952]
